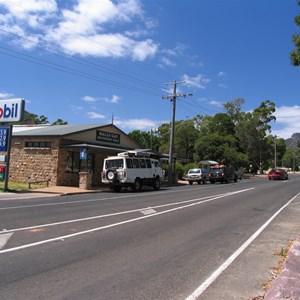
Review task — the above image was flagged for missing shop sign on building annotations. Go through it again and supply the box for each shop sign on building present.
[96,130,120,144]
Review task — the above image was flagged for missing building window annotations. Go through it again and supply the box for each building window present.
[25,141,51,148]
[66,151,95,173]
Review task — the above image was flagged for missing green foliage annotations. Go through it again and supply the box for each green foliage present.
[174,119,199,159]
[18,111,68,125]
[175,162,184,179]
[183,162,199,175]
[223,98,245,123]
[52,118,68,125]
[128,129,160,151]
[291,1,300,66]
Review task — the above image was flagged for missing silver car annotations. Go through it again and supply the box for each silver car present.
[187,168,208,185]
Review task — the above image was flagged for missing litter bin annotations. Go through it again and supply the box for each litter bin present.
[0,166,5,181]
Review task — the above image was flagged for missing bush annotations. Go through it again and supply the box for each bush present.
[183,162,199,175]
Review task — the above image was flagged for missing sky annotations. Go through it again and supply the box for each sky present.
[0,0,299,139]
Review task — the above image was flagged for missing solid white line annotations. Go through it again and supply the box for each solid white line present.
[1,189,253,234]
[0,188,254,254]
[185,191,300,300]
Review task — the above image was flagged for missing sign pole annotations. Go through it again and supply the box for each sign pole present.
[4,124,12,192]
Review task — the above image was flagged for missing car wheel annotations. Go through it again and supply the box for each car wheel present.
[197,180,201,185]
[202,178,206,184]
[210,180,215,184]
[189,181,193,185]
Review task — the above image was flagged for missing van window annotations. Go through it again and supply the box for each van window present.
[126,158,133,168]
[140,159,146,168]
[154,161,161,168]
[133,158,140,168]
[105,159,123,169]
[146,159,151,168]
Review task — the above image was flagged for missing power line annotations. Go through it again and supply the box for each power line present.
[0,46,162,97]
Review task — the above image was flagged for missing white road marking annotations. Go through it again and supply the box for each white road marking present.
[185,191,300,300]
[0,188,254,254]
[0,189,253,235]
[140,208,157,215]
[0,232,13,250]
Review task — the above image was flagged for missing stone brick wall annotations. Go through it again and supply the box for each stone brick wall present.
[8,136,59,185]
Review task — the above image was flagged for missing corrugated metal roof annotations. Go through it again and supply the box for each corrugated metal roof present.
[12,123,109,136]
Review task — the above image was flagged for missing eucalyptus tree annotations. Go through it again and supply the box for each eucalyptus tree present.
[128,129,160,152]
[235,100,276,172]
[291,0,300,66]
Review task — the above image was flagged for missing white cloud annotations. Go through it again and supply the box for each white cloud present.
[209,99,224,108]
[272,105,300,139]
[160,57,176,67]
[0,0,159,61]
[110,95,121,104]
[113,118,161,131]
[86,111,105,119]
[82,95,98,102]
[0,0,57,17]
[218,71,226,77]
[181,74,210,89]
[0,91,14,98]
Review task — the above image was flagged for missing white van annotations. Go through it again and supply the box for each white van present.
[101,151,163,192]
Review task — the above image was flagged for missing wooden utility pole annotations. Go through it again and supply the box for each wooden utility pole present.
[162,80,192,185]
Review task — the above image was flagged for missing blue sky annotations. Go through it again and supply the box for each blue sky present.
[0,0,299,139]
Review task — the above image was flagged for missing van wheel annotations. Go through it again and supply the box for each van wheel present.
[202,178,206,184]
[133,179,142,192]
[113,186,121,192]
[153,178,160,190]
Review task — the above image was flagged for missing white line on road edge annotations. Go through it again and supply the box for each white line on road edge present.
[0,188,254,254]
[185,191,300,300]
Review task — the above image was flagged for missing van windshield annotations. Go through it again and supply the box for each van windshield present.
[105,159,124,169]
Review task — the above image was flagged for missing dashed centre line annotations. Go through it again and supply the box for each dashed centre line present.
[0,188,254,254]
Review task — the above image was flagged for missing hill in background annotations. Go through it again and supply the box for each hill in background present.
[285,133,300,148]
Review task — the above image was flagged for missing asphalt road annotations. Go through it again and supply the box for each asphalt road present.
[0,175,300,300]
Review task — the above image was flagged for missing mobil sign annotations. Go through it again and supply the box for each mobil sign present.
[0,98,25,122]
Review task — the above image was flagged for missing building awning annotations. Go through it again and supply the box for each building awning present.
[60,143,131,153]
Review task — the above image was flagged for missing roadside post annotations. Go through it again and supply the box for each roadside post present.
[0,98,25,192]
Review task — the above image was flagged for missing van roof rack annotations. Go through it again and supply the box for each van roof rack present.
[117,151,150,158]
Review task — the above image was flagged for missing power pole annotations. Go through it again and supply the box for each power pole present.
[162,80,192,185]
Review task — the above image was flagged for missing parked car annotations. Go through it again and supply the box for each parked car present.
[209,165,237,184]
[187,168,208,185]
[268,168,288,180]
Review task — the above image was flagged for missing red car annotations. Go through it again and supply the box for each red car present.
[268,168,288,180]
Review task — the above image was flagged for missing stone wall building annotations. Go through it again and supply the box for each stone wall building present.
[3,123,141,188]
